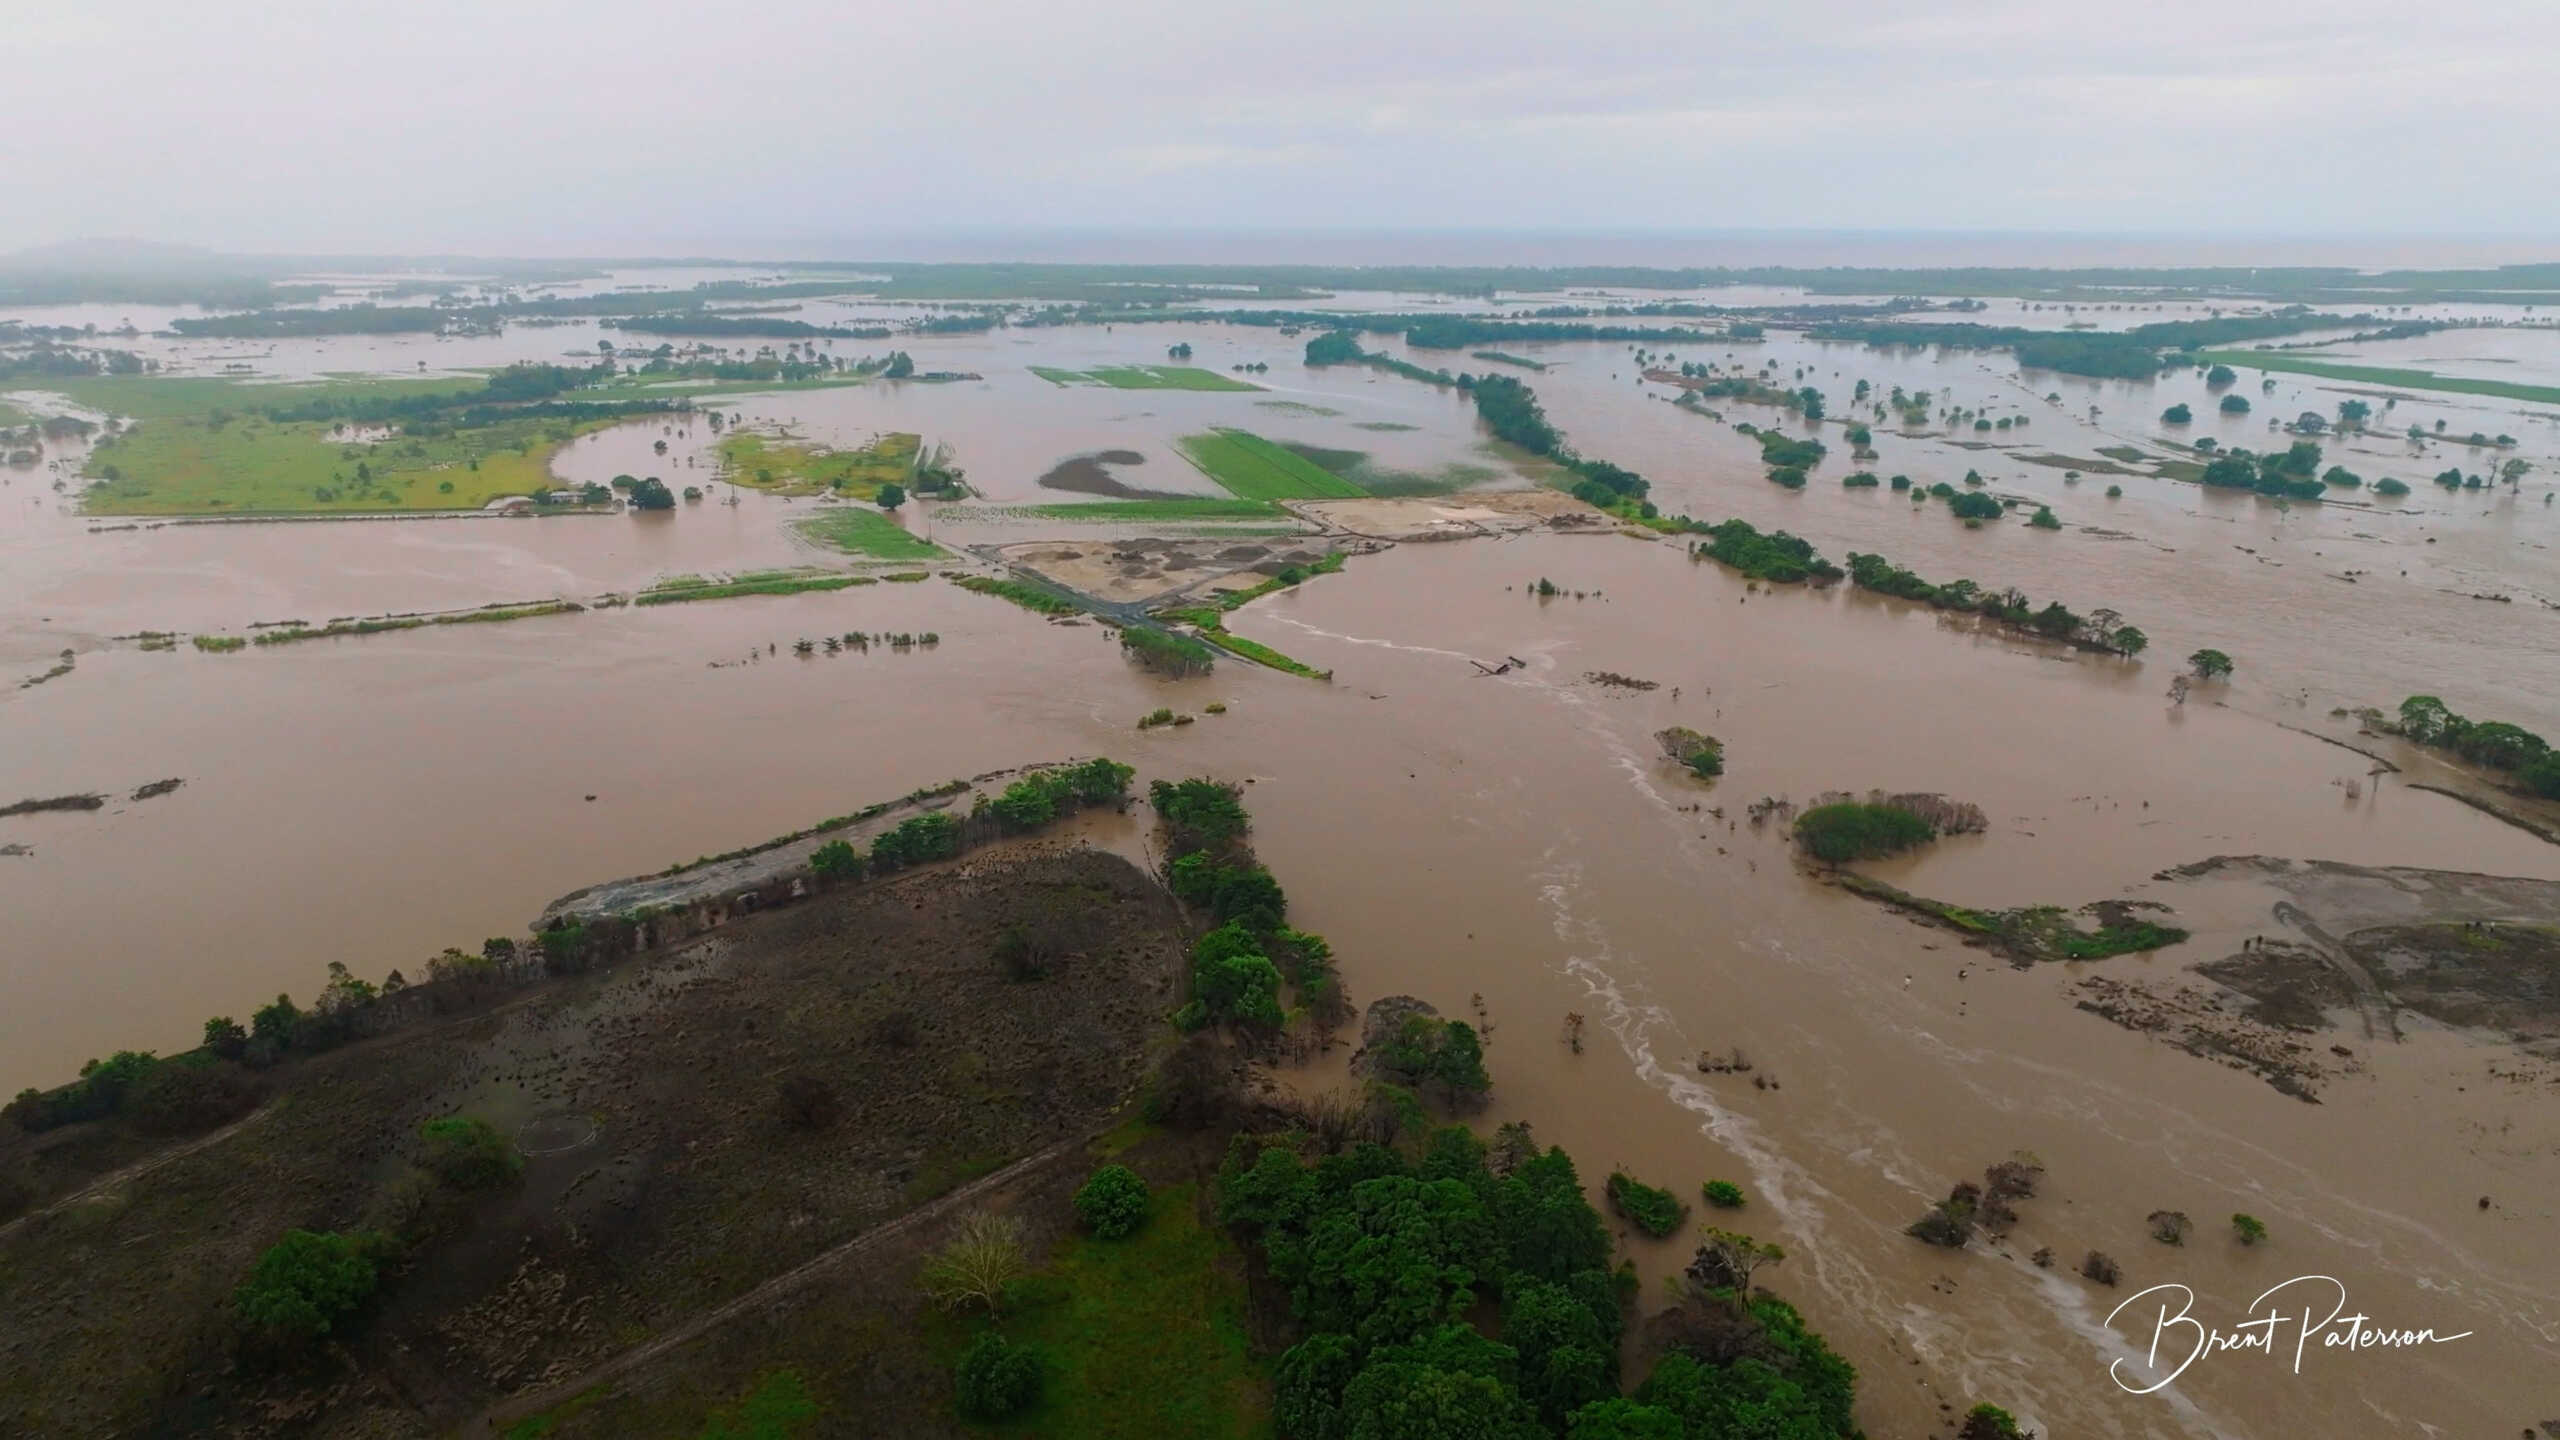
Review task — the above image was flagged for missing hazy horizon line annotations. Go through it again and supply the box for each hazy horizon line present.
[13,227,2560,276]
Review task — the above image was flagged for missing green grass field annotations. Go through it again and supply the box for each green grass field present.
[720,429,920,498]
[794,507,945,559]
[79,412,599,514]
[2193,350,2560,406]
[20,372,486,421]
[1176,429,1366,501]
[948,575,1082,615]
[586,372,872,403]
[1279,440,1495,497]
[1029,365,1263,392]
[932,1184,1268,1439]
[633,570,876,605]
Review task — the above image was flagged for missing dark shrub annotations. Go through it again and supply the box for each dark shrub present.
[1606,1171,1688,1238]
[234,1229,386,1356]
[1960,1402,2031,1440]
[1793,802,1938,863]
[202,1016,249,1060]
[953,1331,1044,1419]
[1072,1164,1151,1239]
[810,839,864,880]
[993,924,1053,982]
[1906,1182,1980,1248]
[419,1116,521,1190]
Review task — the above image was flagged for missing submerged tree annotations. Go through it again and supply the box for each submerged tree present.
[1693,1228,1785,1309]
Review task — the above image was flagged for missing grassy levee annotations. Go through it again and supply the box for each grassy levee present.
[1830,870,2190,962]
[1194,628,1329,679]
[1154,550,1344,680]
[238,602,587,646]
[947,574,1084,616]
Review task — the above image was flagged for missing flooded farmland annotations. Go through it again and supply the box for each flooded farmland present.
[6,268,2560,1440]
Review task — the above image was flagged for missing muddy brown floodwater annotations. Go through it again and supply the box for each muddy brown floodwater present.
[1217,537,2560,1440]
[10,295,2560,1440]
[6,521,2557,1437]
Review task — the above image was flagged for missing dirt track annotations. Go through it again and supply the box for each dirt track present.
[473,1138,1079,1434]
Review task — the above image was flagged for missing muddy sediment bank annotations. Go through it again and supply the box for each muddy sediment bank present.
[2155,856,2560,1046]
[1004,534,1343,607]
[1299,488,1602,541]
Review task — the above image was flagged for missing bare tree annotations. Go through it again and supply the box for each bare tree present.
[921,1211,1026,1315]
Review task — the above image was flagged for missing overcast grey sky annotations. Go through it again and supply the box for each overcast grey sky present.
[14,0,2559,258]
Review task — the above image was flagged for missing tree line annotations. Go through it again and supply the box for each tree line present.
[1152,778,1347,1033]
[601,314,892,340]
[2393,696,2560,798]
[1844,551,2148,654]
[1807,310,2404,380]
[1466,372,1652,510]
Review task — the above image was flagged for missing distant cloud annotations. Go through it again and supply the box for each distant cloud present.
[1094,142,1332,179]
